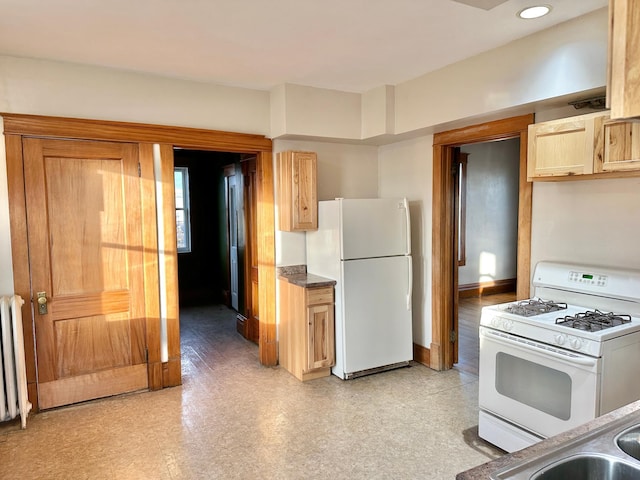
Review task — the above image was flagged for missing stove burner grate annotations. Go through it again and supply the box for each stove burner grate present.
[555,310,632,331]
[503,298,568,317]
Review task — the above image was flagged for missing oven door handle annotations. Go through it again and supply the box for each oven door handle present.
[480,327,598,368]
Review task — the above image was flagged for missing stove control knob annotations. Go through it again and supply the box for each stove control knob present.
[491,318,500,328]
[570,338,583,350]
[503,320,513,331]
[554,334,567,346]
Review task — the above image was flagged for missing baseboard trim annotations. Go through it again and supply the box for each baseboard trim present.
[458,278,516,298]
[236,313,248,338]
[413,343,430,367]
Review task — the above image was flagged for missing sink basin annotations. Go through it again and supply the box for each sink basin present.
[490,410,640,479]
[530,454,640,480]
[617,425,640,460]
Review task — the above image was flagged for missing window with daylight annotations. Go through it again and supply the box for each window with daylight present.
[174,167,191,253]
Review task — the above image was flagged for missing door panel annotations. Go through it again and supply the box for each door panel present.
[341,256,412,374]
[23,138,148,409]
[242,156,260,343]
[341,198,410,260]
[228,175,239,310]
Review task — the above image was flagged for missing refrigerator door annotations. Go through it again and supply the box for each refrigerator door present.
[340,198,410,260]
[339,255,413,376]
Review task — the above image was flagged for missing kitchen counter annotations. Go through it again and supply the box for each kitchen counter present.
[277,265,336,288]
[456,399,640,479]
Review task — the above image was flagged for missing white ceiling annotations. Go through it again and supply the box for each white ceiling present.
[0,0,608,93]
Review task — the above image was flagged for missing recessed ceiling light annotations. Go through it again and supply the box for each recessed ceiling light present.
[517,5,552,19]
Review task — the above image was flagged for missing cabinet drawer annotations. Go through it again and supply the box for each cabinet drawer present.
[306,286,333,306]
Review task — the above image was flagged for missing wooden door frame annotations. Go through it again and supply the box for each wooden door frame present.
[3,113,275,411]
[429,114,534,371]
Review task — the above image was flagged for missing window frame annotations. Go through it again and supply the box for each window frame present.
[174,166,192,254]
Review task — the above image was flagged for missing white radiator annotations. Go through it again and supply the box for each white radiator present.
[0,295,32,428]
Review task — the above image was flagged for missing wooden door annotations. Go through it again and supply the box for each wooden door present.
[227,173,240,310]
[307,303,334,371]
[242,156,260,343]
[23,138,148,409]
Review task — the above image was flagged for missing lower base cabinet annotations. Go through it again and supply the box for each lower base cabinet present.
[278,280,335,381]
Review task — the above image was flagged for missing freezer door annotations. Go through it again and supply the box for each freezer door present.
[340,255,413,375]
[340,198,410,260]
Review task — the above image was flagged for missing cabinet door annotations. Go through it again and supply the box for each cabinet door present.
[527,115,597,179]
[608,0,640,119]
[307,303,334,371]
[291,152,317,230]
[277,151,317,231]
[595,117,640,172]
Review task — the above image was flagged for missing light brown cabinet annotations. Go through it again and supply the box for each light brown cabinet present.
[278,280,334,381]
[608,0,640,119]
[527,112,602,180]
[277,151,317,231]
[594,115,640,173]
[528,111,640,181]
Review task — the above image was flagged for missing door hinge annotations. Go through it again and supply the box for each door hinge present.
[450,330,457,343]
[145,347,149,363]
[138,162,142,177]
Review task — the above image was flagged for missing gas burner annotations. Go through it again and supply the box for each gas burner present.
[556,310,632,331]
[503,298,568,317]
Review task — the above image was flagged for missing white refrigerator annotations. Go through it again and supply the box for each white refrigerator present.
[306,198,413,379]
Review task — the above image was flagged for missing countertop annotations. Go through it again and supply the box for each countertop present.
[456,399,640,479]
[277,265,336,288]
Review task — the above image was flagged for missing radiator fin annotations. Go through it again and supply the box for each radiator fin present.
[0,295,32,428]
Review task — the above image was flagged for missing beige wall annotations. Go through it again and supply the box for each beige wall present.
[395,8,608,135]
[0,118,12,296]
[458,139,520,286]
[0,55,271,133]
[530,178,640,274]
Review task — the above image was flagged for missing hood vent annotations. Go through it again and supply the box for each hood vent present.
[569,95,607,110]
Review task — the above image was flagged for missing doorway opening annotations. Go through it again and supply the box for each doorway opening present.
[430,114,534,372]
[455,138,520,376]
[172,149,259,347]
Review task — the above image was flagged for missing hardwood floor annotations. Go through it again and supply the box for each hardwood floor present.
[456,292,516,376]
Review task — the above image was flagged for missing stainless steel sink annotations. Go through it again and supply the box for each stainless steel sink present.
[530,454,640,480]
[617,426,640,461]
[490,411,640,479]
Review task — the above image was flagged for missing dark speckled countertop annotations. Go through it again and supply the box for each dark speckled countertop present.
[456,399,640,479]
[277,265,336,288]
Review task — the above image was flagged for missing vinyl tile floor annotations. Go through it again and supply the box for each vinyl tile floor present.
[0,304,504,479]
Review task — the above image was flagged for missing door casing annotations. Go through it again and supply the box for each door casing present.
[429,114,533,371]
[3,113,275,411]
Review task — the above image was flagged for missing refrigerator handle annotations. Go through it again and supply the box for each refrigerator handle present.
[406,255,413,311]
[403,198,411,255]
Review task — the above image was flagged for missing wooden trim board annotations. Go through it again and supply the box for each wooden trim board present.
[458,278,517,299]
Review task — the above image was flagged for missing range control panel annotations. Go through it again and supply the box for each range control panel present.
[569,271,608,287]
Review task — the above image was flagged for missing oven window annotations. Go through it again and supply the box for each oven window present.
[495,352,572,420]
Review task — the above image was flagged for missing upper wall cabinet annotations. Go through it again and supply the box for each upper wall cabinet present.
[277,151,318,231]
[595,115,640,173]
[527,112,602,180]
[608,0,640,119]
[528,111,640,181]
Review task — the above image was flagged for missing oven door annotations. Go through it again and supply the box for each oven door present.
[479,326,601,439]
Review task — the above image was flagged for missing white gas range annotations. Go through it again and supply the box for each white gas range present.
[478,261,640,453]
